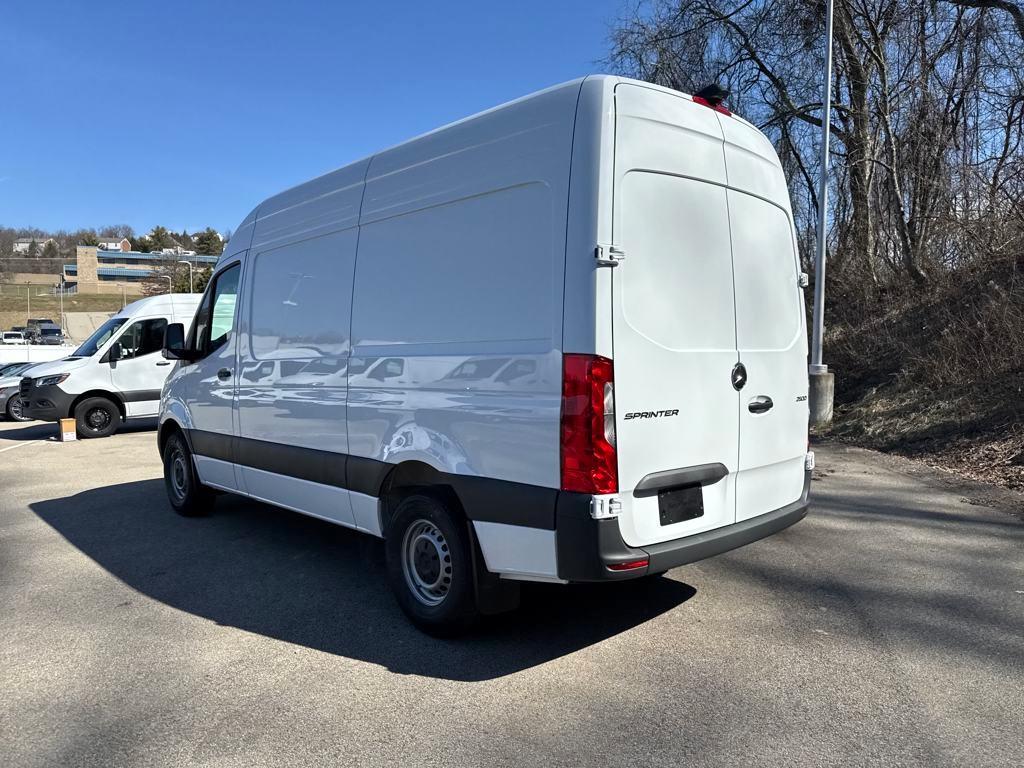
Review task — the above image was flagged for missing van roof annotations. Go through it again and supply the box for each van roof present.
[222,75,766,261]
[117,293,202,318]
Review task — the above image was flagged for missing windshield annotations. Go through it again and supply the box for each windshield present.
[73,317,127,358]
[0,362,29,377]
[41,328,61,336]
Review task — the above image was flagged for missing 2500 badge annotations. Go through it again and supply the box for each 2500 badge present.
[624,409,680,420]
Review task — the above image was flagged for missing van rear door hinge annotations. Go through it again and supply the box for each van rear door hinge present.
[591,496,623,520]
[595,244,625,267]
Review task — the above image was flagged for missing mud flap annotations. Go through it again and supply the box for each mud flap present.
[466,521,521,615]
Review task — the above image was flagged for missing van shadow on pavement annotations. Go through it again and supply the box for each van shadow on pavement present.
[0,418,158,442]
[30,480,694,681]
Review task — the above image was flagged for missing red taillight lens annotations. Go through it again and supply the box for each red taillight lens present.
[561,353,618,495]
[607,559,649,572]
[692,95,732,116]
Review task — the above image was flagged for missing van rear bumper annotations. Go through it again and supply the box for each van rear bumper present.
[556,470,811,581]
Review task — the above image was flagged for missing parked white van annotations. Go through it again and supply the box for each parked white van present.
[21,294,201,438]
[158,76,812,632]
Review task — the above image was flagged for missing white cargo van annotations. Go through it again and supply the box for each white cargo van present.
[158,76,812,632]
[21,294,201,438]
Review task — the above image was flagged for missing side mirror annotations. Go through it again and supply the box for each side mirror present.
[162,323,196,361]
[108,342,123,362]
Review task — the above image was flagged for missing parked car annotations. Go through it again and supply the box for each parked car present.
[157,75,811,633]
[26,318,55,329]
[1,331,27,345]
[0,362,38,421]
[20,294,201,437]
[0,362,30,377]
[37,326,65,345]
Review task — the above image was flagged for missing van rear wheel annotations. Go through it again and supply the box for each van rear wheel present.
[162,432,214,516]
[74,396,121,438]
[385,493,478,635]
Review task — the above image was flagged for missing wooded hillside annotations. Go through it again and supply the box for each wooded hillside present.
[609,0,1024,486]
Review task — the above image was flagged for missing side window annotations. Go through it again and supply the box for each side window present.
[194,263,241,358]
[116,318,168,359]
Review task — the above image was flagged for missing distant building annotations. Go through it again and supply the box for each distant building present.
[12,237,56,254]
[64,246,219,295]
[97,237,131,252]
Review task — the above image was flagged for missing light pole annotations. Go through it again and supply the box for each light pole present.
[178,260,194,293]
[164,275,174,314]
[809,0,835,427]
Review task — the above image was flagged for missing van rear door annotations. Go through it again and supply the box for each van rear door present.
[726,177,808,522]
[610,84,739,548]
[609,83,808,549]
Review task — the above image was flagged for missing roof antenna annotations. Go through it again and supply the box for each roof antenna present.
[693,84,732,115]
[694,83,730,106]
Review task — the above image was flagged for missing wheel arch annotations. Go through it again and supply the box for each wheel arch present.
[157,417,190,456]
[70,390,126,421]
[378,460,466,537]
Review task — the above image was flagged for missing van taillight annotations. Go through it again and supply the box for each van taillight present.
[561,354,618,495]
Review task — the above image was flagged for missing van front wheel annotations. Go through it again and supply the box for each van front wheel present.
[74,396,121,438]
[385,493,478,635]
[162,432,213,516]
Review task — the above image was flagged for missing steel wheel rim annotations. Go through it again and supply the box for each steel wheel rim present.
[169,447,188,502]
[401,519,452,607]
[85,407,111,432]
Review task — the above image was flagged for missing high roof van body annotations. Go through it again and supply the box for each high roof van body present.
[158,76,812,631]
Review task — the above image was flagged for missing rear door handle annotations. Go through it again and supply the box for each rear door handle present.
[217,368,233,381]
[748,396,773,414]
[156,360,171,366]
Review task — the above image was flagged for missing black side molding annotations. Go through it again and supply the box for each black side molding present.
[633,462,728,497]
[185,428,559,529]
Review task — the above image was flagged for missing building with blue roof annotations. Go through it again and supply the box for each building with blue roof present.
[65,246,218,294]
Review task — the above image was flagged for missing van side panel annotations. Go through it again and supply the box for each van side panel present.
[347,82,581,491]
[233,166,365,526]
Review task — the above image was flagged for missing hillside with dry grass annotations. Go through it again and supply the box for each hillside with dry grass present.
[824,263,1024,490]
[0,288,124,335]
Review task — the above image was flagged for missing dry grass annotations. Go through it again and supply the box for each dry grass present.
[823,261,1024,490]
[0,288,125,332]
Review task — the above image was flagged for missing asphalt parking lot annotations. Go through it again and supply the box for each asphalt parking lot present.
[1,419,1022,767]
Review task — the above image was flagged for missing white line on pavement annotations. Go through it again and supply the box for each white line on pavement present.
[0,440,41,453]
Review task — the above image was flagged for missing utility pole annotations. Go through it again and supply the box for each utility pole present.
[809,0,836,428]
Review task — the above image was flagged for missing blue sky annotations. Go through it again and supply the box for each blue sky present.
[0,0,625,236]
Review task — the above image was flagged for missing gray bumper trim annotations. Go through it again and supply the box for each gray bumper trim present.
[643,470,812,573]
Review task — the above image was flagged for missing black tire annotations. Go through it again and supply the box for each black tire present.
[162,431,215,517]
[5,395,30,422]
[385,493,478,635]
[74,396,121,438]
